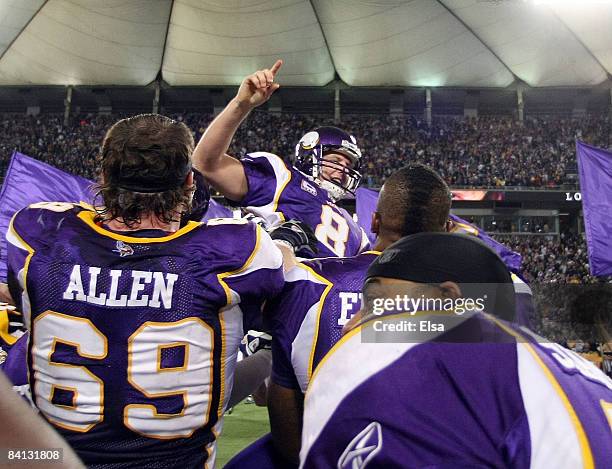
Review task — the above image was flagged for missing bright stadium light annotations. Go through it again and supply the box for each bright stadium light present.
[532,0,612,4]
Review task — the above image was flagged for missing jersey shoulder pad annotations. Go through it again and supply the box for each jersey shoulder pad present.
[9,202,87,249]
[198,219,263,267]
[243,151,288,166]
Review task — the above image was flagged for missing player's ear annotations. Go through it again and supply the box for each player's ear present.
[439,281,461,299]
[184,171,194,187]
[371,212,381,235]
[444,219,453,232]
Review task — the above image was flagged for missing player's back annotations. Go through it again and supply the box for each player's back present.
[240,152,370,258]
[269,251,379,392]
[301,312,612,468]
[7,203,284,468]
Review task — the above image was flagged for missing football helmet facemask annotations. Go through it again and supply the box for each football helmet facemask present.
[294,126,362,200]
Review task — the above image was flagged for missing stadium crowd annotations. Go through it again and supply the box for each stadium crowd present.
[1,111,609,187]
[1,111,610,355]
[494,233,611,364]
[494,232,598,284]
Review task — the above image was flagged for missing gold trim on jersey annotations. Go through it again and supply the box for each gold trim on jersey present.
[157,342,189,372]
[8,213,35,321]
[50,384,78,409]
[307,313,365,389]
[450,220,479,236]
[124,317,214,440]
[0,308,17,345]
[77,211,202,243]
[303,250,381,381]
[270,154,292,223]
[601,400,612,432]
[216,312,227,420]
[216,225,262,306]
[35,311,107,433]
[295,263,333,381]
[215,225,262,419]
[486,315,594,469]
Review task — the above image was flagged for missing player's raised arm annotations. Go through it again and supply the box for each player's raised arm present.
[192,60,283,201]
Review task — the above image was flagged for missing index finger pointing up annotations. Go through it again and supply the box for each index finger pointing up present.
[270,59,283,76]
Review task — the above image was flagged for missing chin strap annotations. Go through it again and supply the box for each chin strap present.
[317,179,347,201]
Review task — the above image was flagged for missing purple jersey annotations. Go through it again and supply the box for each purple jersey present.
[240,152,370,258]
[6,202,284,468]
[269,251,380,392]
[0,331,28,386]
[301,313,612,468]
[0,331,31,402]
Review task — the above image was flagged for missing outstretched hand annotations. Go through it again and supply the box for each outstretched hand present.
[235,59,283,109]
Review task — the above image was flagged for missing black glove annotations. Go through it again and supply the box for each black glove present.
[269,220,318,257]
[239,330,272,356]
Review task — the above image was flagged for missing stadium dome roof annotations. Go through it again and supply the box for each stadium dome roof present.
[1,0,611,88]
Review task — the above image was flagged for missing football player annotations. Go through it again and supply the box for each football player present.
[262,164,452,465]
[301,233,612,468]
[192,60,370,258]
[6,114,285,468]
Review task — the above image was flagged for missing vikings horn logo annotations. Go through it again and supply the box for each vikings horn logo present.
[300,131,320,150]
[113,240,134,257]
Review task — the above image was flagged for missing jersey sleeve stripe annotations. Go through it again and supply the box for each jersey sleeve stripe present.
[296,263,334,382]
[511,273,533,295]
[7,213,35,329]
[7,213,34,254]
[301,324,418,465]
[245,152,292,223]
[216,225,263,307]
[486,315,594,469]
[291,302,320,392]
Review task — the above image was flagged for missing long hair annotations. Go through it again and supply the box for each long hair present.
[94,114,195,227]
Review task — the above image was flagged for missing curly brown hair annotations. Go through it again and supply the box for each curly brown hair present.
[94,114,195,227]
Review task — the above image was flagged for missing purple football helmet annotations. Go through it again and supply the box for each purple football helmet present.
[294,126,362,199]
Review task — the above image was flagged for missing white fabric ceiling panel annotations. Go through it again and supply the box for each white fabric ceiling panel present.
[313,0,513,87]
[162,0,335,86]
[0,0,609,88]
[550,2,612,76]
[442,0,608,87]
[0,0,45,57]
[0,0,171,85]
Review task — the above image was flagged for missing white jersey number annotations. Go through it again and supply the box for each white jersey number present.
[315,205,349,257]
[32,312,214,438]
[33,312,106,432]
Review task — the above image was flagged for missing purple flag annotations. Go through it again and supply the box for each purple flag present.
[0,152,93,281]
[577,141,612,276]
[355,187,522,273]
[201,200,233,221]
[0,152,231,281]
[355,187,378,243]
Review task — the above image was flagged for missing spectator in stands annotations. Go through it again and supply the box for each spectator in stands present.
[1,112,609,188]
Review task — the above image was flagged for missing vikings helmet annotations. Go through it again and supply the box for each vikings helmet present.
[294,126,362,200]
